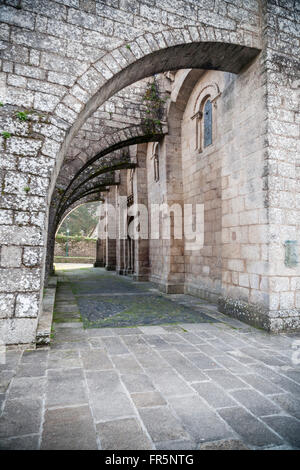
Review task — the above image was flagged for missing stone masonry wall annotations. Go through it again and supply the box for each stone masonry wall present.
[181,63,268,315]
[261,0,300,331]
[54,237,96,258]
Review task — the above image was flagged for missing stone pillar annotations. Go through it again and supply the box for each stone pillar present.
[105,189,116,271]
[0,109,51,345]
[157,114,185,293]
[115,171,127,275]
[94,238,105,267]
[219,2,300,332]
[105,238,116,271]
[261,2,300,331]
[102,237,106,268]
[132,144,150,281]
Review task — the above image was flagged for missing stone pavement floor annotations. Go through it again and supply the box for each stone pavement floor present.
[1,266,300,450]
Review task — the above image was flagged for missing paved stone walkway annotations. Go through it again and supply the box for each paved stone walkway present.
[58,266,218,328]
[1,266,300,450]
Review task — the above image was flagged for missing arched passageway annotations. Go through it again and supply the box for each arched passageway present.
[1,1,299,345]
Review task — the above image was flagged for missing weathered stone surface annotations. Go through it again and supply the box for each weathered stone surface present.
[131,391,167,408]
[192,381,237,409]
[15,293,39,318]
[168,395,234,443]
[80,349,113,370]
[0,293,14,319]
[139,406,190,443]
[0,434,39,450]
[41,406,98,450]
[197,439,249,450]
[230,389,281,417]
[46,368,88,407]
[121,372,155,393]
[96,418,153,450]
[218,407,283,448]
[85,369,135,421]
[0,245,22,268]
[0,398,43,438]
[7,376,46,400]
[0,318,37,344]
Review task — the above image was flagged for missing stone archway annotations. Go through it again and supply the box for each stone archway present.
[52,37,261,196]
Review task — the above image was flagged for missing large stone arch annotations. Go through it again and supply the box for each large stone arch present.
[51,35,261,196]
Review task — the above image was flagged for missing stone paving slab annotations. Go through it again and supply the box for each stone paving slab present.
[0,434,39,450]
[131,391,167,408]
[0,398,43,439]
[0,351,22,372]
[271,393,300,420]
[262,415,300,449]
[229,389,282,417]
[15,362,47,378]
[80,349,114,371]
[138,406,190,443]
[168,395,235,443]
[191,381,237,409]
[110,354,143,373]
[197,439,249,450]
[7,377,46,400]
[41,405,97,450]
[46,368,88,408]
[97,418,153,450]
[217,407,283,448]
[1,266,300,450]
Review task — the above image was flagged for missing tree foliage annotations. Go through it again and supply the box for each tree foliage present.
[58,202,100,237]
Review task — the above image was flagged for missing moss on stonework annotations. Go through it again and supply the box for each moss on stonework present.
[53,317,81,323]
[76,293,216,329]
[16,111,29,121]
[1,131,11,139]
[141,78,165,134]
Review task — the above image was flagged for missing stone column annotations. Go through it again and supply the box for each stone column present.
[132,144,150,281]
[115,171,127,275]
[219,2,300,332]
[158,113,185,293]
[261,2,300,331]
[94,238,105,267]
[104,188,116,271]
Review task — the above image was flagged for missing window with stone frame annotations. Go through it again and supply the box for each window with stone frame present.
[191,83,220,153]
[129,168,134,195]
[203,98,212,148]
[152,142,160,182]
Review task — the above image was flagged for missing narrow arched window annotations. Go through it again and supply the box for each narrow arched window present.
[203,99,212,148]
[130,169,134,195]
[152,142,159,182]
